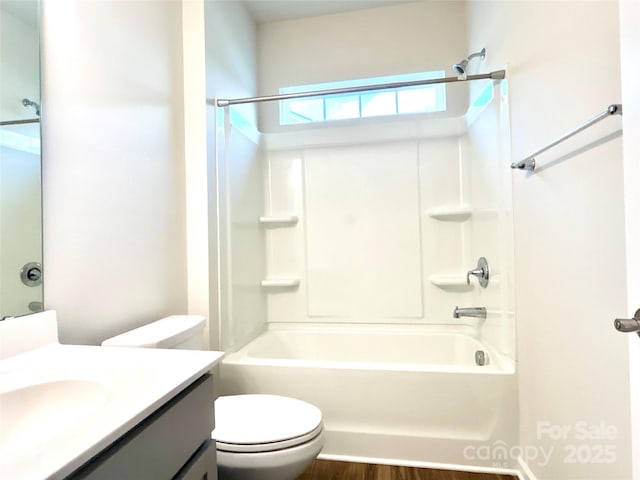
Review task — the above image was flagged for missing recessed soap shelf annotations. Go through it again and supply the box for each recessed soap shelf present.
[261,278,300,288]
[427,206,472,221]
[259,215,299,227]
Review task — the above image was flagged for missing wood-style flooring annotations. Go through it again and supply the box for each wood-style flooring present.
[297,460,517,480]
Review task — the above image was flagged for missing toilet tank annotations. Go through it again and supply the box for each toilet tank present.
[101,315,205,350]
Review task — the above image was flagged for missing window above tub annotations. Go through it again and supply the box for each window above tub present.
[279,70,447,125]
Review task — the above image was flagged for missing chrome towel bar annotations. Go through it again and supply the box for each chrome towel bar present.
[511,104,622,172]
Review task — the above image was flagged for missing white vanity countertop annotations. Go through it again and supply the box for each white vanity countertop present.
[0,312,224,480]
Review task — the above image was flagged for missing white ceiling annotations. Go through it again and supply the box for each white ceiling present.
[243,0,415,23]
[1,0,412,28]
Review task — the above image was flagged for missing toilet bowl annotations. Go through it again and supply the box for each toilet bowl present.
[214,394,324,480]
[101,316,324,479]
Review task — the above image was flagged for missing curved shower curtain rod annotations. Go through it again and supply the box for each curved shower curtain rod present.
[213,69,506,107]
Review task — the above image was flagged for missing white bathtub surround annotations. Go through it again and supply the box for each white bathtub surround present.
[0,311,223,480]
[220,323,517,471]
[215,112,267,353]
[250,79,515,357]
[304,142,423,319]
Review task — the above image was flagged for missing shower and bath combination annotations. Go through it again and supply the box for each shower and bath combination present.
[214,50,514,470]
[453,48,486,76]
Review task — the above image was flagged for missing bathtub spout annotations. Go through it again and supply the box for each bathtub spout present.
[453,306,487,319]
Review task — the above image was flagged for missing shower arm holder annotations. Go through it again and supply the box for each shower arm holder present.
[467,48,486,62]
[466,257,489,288]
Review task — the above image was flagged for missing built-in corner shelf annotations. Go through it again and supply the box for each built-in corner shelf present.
[259,215,299,227]
[429,274,473,291]
[427,206,472,221]
[261,278,300,289]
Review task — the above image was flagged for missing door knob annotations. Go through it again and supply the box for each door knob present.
[613,309,640,336]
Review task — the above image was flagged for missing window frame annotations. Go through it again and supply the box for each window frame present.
[279,70,447,126]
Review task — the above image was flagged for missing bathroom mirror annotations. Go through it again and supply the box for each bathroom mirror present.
[0,0,43,319]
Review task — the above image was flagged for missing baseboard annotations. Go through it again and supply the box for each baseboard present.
[318,452,521,477]
[517,456,538,480]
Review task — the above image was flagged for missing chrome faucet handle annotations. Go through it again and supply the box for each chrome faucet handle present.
[466,257,489,288]
[466,268,483,284]
[614,309,640,334]
[614,318,640,332]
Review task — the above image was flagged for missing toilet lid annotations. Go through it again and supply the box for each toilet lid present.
[213,394,323,452]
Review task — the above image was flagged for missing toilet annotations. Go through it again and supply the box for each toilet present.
[102,315,324,480]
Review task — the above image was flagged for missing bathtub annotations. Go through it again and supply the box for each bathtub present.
[220,324,518,473]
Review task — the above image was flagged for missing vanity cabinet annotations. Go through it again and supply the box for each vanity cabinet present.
[65,374,216,480]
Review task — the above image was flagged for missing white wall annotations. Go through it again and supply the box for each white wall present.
[618,1,640,478]
[182,0,211,349]
[41,0,188,345]
[205,0,258,125]
[468,2,631,478]
[256,1,470,132]
[38,0,259,348]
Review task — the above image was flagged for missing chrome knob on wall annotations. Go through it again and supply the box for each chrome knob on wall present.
[467,257,489,288]
[614,309,640,337]
[20,262,42,287]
